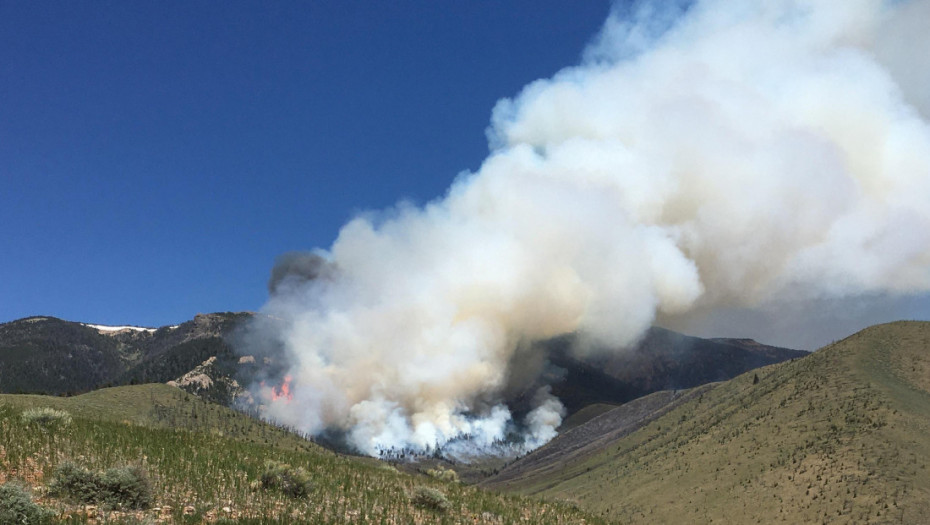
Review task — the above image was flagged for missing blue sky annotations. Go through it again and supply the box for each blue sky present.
[0,1,612,325]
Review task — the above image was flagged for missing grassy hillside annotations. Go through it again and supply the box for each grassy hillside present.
[558,403,620,432]
[485,321,930,524]
[0,384,606,524]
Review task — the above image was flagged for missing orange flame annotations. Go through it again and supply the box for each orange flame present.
[270,375,294,402]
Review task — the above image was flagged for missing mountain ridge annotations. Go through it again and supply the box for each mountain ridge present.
[0,312,251,398]
[0,313,805,418]
[0,312,807,429]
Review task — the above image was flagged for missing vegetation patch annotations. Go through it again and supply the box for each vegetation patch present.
[410,486,451,512]
[21,407,72,427]
[49,461,152,509]
[426,465,460,483]
[0,482,55,524]
[259,460,313,499]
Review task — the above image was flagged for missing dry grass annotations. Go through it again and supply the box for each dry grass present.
[490,321,930,524]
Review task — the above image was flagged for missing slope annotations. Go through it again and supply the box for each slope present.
[0,317,139,395]
[504,327,806,418]
[0,313,250,399]
[0,384,607,524]
[485,321,930,524]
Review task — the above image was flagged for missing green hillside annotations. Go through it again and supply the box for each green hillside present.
[0,384,606,524]
[485,321,930,524]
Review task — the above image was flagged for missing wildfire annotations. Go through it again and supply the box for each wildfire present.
[266,375,294,402]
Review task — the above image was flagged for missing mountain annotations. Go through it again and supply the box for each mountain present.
[0,313,251,400]
[483,321,930,523]
[516,327,806,418]
[0,313,804,422]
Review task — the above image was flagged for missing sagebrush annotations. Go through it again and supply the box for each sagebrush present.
[426,466,460,483]
[259,460,313,499]
[21,407,72,427]
[49,461,152,509]
[0,482,55,524]
[411,486,451,512]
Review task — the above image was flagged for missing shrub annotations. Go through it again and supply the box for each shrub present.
[21,407,72,427]
[48,462,153,509]
[260,460,313,498]
[49,462,100,503]
[426,466,460,483]
[0,482,56,524]
[98,465,153,509]
[410,486,451,512]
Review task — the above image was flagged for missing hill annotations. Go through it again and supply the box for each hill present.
[483,321,930,523]
[0,313,251,400]
[524,327,806,417]
[370,328,804,483]
[0,384,607,524]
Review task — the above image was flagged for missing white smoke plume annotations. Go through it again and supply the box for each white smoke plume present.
[244,0,930,456]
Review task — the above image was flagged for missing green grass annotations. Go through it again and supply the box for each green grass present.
[0,384,607,524]
[488,321,930,524]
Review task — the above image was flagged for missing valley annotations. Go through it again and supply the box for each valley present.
[2,316,928,523]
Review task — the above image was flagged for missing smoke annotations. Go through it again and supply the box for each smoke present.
[240,0,930,456]
[522,386,567,450]
[267,252,335,296]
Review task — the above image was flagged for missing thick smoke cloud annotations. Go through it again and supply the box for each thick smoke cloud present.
[267,252,334,296]
[243,0,930,456]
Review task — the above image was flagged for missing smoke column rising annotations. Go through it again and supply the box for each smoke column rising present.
[243,0,930,456]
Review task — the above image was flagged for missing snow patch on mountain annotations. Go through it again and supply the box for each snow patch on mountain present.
[82,323,178,334]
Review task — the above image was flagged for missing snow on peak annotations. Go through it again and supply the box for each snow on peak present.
[83,323,157,334]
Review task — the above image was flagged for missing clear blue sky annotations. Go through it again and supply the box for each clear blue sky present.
[0,1,612,326]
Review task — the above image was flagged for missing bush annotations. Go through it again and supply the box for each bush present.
[21,407,72,427]
[410,486,451,512]
[426,466,460,483]
[260,460,313,498]
[0,482,56,524]
[49,462,100,503]
[48,462,152,509]
[98,465,153,509]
